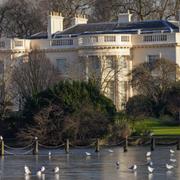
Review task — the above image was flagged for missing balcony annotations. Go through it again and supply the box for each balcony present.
[0,38,30,51]
[78,34,132,47]
[132,33,177,45]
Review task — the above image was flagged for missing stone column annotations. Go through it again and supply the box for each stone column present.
[85,55,89,82]
[115,55,120,111]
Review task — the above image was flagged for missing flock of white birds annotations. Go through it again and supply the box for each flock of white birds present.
[116,149,176,173]
[86,148,177,174]
[24,165,60,177]
[24,148,177,177]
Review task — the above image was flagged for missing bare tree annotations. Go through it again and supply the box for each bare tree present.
[91,0,118,22]
[78,56,130,110]
[38,0,93,28]
[0,0,44,38]
[154,0,180,20]
[92,0,180,22]
[12,49,59,102]
[0,54,16,120]
[129,58,180,116]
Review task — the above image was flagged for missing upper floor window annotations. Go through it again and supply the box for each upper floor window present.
[104,36,116,42]
[121,36,130,42]
[14,41,23,47]
[52,39,73,46]
[89,36,98,43]
[143,35,167,42]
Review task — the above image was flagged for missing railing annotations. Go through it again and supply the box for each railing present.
[0,38,30,50]
[78,34,132,47]
[132,33,176,45]
[1,32,180,51]
[1,135,180,156]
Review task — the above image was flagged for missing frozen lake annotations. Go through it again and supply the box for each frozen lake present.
[0,146,180,180]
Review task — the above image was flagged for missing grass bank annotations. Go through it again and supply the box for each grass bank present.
[133,117,180,136]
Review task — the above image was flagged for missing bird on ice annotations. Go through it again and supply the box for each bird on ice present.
[147,161,153,166]
[108,149,114,153]
[170,158,176,163]
[24,165,31,175]
[53,166,60,174]
[148,166,154,173]
[166,164,174,170]
[170,149,175,154]
[36,170,42,176]
[85,152,91,156]
[49,151,51,157]
[146,152,151,157]
[41,166,45,173]
[129,165,137,171]
[116,161,120,167]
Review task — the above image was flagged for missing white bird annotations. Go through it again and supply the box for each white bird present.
[148,166,154,173]
[85,152,91,156]
[24,165,31,175]
[41,166,45,173]
[53,166,60,174]
[170,149,175,154]
[146,152,151,157]
[36,170,42,176]
[108,149,114,153]
[170,158,176,163]
[166,164,174,170]
[116,161,120,167]
[49,151,51,157]
[129,165,137,171]
[147,161,153,166]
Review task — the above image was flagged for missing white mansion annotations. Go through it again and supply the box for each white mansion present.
[0,11,180,110]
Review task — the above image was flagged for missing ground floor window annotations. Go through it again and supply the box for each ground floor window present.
[56,58,67,74]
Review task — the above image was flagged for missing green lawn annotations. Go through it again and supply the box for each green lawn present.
[133,118,180,136]
[152,126,180,135]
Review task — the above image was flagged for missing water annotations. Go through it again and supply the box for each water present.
[0,146,180,180]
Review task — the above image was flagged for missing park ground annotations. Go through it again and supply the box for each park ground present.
[134,118,180,136]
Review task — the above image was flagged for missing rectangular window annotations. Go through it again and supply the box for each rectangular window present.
[108,80,115,102]
[148,55,159,67]
[121,36,130,42]
[90,56,100,70]
[14,41,23,47]
[56,59,67,74]
[104,36,116,42]
[143,35,167,42]
[89,36,98,43]
[119,56,128,69]
[52,39,73,46]
[78,37,83,45]
[0,62,3,74]
[106,56,115,69]
[119,81,128,108]
[0,41,5,48]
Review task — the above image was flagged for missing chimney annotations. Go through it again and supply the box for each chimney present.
[176,10,180,32]
[175,10,180,21]
[47,11,64,39]
[118,10,132,23]
[71,15,88,26]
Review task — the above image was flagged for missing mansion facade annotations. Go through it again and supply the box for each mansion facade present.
[0,12,180,110]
